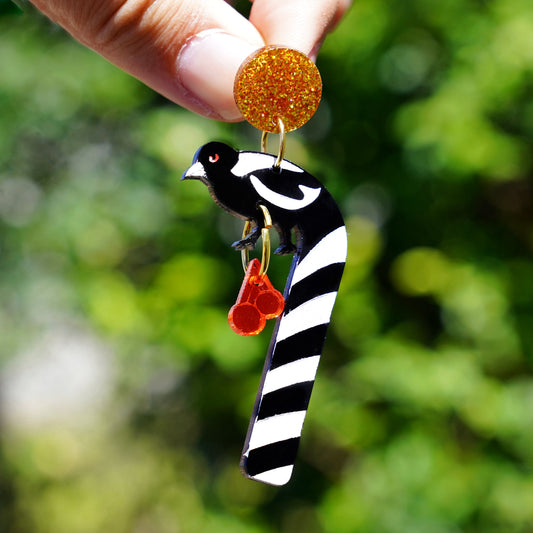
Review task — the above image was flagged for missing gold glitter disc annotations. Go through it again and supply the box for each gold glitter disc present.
[234,46,322,133]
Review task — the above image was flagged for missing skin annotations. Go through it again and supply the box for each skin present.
[28,0,353,121]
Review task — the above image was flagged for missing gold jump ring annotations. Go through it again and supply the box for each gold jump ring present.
[241,205,273,277]
[261,118,286,170]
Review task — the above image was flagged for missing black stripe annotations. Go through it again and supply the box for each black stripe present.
[297,212,345,260]
[243,438,301,477]
[270,324,329,370]
[257,381,314,420]
[286,262,345,312]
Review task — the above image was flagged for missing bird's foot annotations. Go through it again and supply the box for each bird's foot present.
[274,243,297,256]
[232,236,260,251]
[232,224,262,250]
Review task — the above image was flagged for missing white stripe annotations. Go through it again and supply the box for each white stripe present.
[231,152,304,177]
[291,227,348,286]
[251,466,294,486]
[262,356,321,395]
[250,175,321,211]
[276,292,337,343]
[248,411,307,450]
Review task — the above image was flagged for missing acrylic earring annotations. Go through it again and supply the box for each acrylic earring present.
[182,46,347,486]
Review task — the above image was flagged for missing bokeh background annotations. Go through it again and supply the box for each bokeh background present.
[1,0,533,531]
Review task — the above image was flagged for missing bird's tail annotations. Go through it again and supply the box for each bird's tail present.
[240,225,348,486]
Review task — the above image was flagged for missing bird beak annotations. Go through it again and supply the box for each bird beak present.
[181,161,207,181]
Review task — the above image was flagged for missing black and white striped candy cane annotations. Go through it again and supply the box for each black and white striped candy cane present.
[240,224,347,485]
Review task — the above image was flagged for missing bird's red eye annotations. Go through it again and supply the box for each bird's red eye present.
[209,154,219,163]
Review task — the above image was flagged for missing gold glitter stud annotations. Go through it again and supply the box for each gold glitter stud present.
[234,46,322,134]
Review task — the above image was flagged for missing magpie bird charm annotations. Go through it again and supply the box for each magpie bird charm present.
[182,142,347,486]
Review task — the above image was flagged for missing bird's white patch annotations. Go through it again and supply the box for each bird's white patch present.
[291,227,348,286]
[231,152,304,177]
[250,175,321,210]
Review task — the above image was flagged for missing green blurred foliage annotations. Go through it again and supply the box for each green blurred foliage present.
[1,1,533,532]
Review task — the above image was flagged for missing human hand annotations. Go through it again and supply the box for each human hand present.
[28,0,352,121]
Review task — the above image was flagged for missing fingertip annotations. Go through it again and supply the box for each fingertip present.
[249,0,353,60]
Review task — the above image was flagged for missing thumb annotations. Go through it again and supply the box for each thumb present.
[29,0,265,121]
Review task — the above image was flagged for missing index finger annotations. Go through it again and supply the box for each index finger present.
[248,0,353,60]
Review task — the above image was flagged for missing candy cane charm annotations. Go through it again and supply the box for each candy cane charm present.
[182,142,347,486]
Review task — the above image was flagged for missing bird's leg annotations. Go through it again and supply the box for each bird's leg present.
[232,223,262,250]
[274,226,297,255]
